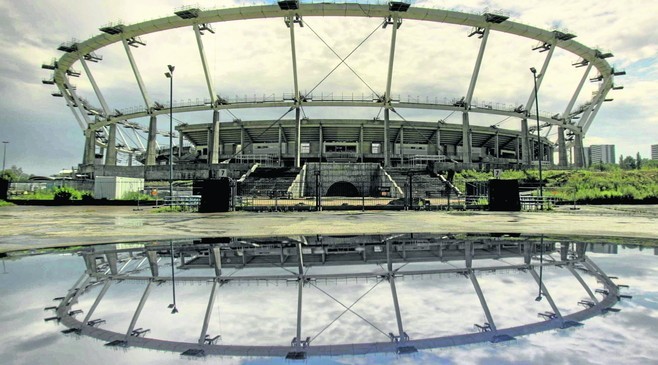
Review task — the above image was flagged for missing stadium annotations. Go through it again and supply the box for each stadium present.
[41,1,623,208]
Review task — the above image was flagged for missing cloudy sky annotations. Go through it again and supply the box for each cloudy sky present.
[0,0,656,175]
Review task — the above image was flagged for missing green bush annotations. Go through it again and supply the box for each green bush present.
[121,191,155,200]
[53,186,82,202]
[0,200,14,207]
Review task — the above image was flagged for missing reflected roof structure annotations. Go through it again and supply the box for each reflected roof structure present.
[49,234,624,359]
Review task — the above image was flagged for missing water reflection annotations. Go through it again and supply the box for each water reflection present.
[33,234,632,360]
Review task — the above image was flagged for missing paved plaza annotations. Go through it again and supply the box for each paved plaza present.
[0,205,656,253]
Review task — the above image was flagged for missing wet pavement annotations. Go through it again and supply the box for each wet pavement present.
[0,204,657,253]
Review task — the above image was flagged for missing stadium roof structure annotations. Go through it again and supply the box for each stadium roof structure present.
[43,2,623,168]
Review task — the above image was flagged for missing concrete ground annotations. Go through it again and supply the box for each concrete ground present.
[0,204,657,253]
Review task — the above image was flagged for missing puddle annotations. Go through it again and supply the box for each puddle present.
[1,233,656,364]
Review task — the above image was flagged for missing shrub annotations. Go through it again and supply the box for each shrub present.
[53,186,82,202]
[121,191,155,200]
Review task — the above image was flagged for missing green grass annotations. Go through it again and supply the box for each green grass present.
[121,191,156,201]
[11,190,56,200]
[150,206,190,213]
[0,200,14,207]
[455,169,658,203]
[10,187,94,201]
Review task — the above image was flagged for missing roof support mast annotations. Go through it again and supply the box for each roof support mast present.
[56,81,86,131]
[383,11,400,167]
[121,36,157,166]
[121,37,152,110]
[523,40,555,164]
[78,54,117,166]
[193,22,220,164]
[582,79,613,133]
[558,63,592,166]
[462,26,490,164]
[61,71,96,165]
[462,13,507,164]
[282,4,303,168]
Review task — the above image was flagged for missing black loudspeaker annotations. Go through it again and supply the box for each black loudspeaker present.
[489,179,520,211]
[195,178,231,213]
[0,179,8,200]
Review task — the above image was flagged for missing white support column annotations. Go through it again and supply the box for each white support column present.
[522,45,555,165]
[470,272,497,331]
[125,280,154,338]
[211,246,222,277]
[106,124,117,166]
[193,23,217,106]
[400,125,404,165]
[117,127,130,152]
[494,132,499,158]
[557,126,567,167]
[239,127,245,156]
[384,109,391,166]
[548,145,554,164]
[78,55,111,114]
[319,124,324,161]
[81,279,112,326]
[384,14,400,167]
[122,38,152,109]
[530,268,563,320]
[461,113,471,163]
[360,124,364,162]
[106,252,119,275]
[62,73,93,127]
[294,242,305,347]
[521,119,530,165]
[288,14,302,168]
[210,110,220,164]
[574,131,584,167]
[295,108,302,167]
[525,45,555,113]
[145,115,158,166]
[582,81,612,133]
[61,273,90,309]
[462,27,490,164]
[79,54,117,166]
[57,82,86,131]
[465,28,490,106]
[386,240,405,340]
[562,63,593,120]
[64,277,93,322]
[278,124,283,166]
[567,265,599,304]
[83,130,96,165]
[577,76,611,134]
[178,129,184,158]
[146,250,159,277]
[435,127,441,155]
[132,128,146,151]
[198,279,218,344]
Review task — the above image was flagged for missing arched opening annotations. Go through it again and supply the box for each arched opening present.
[326,181,360,197]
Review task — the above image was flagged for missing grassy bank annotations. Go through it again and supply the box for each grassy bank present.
[455,169,658,203]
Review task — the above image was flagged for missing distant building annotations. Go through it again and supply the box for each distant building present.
[651,144,658,160]
[589,144,616,165]
[583,147,591,167]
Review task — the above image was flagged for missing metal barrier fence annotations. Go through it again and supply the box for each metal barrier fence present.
[164,195,201,211]
[7,177,562,211]
[234,169,465,211]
